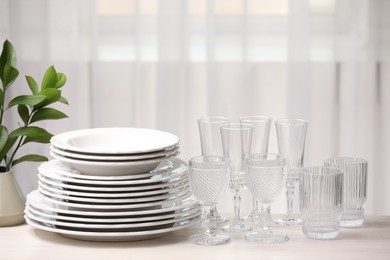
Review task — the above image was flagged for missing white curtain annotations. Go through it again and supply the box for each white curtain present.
[1,0,389,215]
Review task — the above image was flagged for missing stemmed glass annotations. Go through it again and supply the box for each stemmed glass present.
[188,156,231,246]
[220,123,253,232]
[239,116,272,222]
[198,117,230,223]
[245,153,289,243]
[275,119,308,226]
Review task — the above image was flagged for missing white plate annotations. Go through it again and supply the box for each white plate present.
[38,174,188,193]
[50,151,179,176]
[25,215,200,242]
[38,184,190,204]
[38,189,193,210]
[27,190,200,217]
[25,207,200,230]
[26,204,201,224]
[38,180,189,198]
[38,160,188,186]
[51,145,179,161]
[50,128,179,155]
[39,159,185,181]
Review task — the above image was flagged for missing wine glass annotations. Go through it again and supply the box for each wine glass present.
[245,153,289,243]
[275,119,308,226]
[239,116,272,222]
[188,155,231,246]
[198,117,230,223]
[220,123,253,232]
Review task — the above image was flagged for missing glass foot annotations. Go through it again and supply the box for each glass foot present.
[245,230,289,243]
[275,216,302,226]
[189,233,231,246]
[221,221,252,233]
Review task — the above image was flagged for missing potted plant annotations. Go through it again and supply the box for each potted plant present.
[0,39,68,226]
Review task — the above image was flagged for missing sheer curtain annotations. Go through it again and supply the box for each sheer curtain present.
[0,0,389,215]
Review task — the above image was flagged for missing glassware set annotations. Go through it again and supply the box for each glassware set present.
[190,116,367,246]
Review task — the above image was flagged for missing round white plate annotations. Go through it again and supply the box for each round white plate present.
[27,190,200,217]
[39,159,185,181]
[38,174,188,193]
[38,180,189,198]
[38,160,188,186]
[38,189,193,210]
[50,145,179,161]
[26,204,201,224]
[25,215,200,242]
[38,184,190,204]
[50,128,180,155]
[25,208,200,230]
[50,151,179,176]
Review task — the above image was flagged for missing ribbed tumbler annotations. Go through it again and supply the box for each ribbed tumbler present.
[324,157,367,227]
[300,166,343,240]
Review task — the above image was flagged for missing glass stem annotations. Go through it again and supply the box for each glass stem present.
[286,183,295,220]
[203,205,217,236]
[233,191,241,224]
[259,203,272,231]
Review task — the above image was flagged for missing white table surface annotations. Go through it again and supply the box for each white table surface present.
[1,215,389,260]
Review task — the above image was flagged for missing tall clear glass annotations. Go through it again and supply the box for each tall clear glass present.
[245,153,289,243]
[239,116,272,222]
[275,119,308,226]
[188,156,231,246]
[198,117,230,223]
[220,123,253,232]
[324,157,367,227]
[300,166,343,239]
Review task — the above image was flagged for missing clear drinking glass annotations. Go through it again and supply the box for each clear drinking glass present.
[239,116,272,222]
[245,153,289,243]
[220,123,253,232]
[275,119,308,226]
[324,157,367,227]
[300,166,343,239]
[198,117,230,223]
[188,156,231,246]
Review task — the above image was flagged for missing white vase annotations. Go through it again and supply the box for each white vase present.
[0,170,26,226]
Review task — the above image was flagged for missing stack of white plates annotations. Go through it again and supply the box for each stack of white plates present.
[49,128,180,176]
[24,128,201,241]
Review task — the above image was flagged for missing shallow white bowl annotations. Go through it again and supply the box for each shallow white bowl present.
[50,128,179,155]
[50,151,178,176]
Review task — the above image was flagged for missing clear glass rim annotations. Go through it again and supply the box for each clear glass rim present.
[189,155,226,168]
[246,153,286,168]
[198,117,230,124]
[239,116,272,123]
[324,157,367,166]
[220,123,253,131]
[275,118,308,126]
[302,166,343,176]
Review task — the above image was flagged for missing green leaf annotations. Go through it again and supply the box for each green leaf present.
[33,88,61,110]
[0,135,17,163]
[23,132,53,144]
[30,107,67,123]
[7,95,46,108]
[0,40,17,83]
[3,63,19,90]
[25,76,39,94]
[55,73,66,88]
[0,125,8,157]
[11,154,48,167]
[58,96,69,105]
[9,126,52,139]
[17,105,30,125]
[41,66,57,90]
